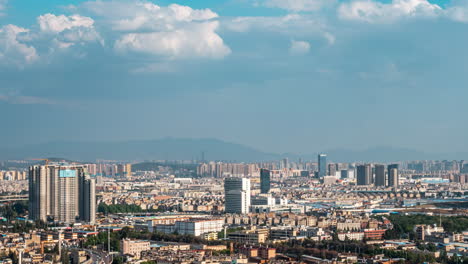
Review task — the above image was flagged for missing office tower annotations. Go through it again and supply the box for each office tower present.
[356,164,372,185]
[318,154,327,178]
[29,163,96,223]
[387,164,399,187]
[328,163,337,177]
[224,177,251,214]
[374,164,386,186]
[260,169,271,194]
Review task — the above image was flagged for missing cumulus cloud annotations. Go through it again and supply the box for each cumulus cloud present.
[289,40,310,55]
[83,1,218,31]
[261,0,336,12]
[38,14,94,33]
[0,25,38,68]
[338,0,441,23]
[115,21,230,59]
[81,0,229,60]
[37,14,103,49]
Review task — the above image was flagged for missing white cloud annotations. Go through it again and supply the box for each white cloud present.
[446,1,468,23]
[289,40,310,55]
[82,0,228,60]
[83,1,218,31]
[38,14,94,33]
[225,14,334,45]
[0,25,38,68]
[115,21,230,59]
[37,14,103,49]
[338,0,441,23]
[225,14,323,33]
[262,0,335,12]
[324,32,335,45]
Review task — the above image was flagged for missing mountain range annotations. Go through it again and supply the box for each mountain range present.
[1,138,466,162]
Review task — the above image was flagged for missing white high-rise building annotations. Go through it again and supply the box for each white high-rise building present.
[29,163,96,224]
[224,177,251,214]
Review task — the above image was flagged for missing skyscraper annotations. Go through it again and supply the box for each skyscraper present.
[29,163,96,223]
[374,164,386,186]
[224,177,251,214]
[356,164,372,185]
[318,154,327,178]
[260,169,271,194]
[328,163,337,177]
[387,164,399,187]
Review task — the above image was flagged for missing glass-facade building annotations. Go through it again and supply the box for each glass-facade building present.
[318,154,327,178]
[260,169,271,194]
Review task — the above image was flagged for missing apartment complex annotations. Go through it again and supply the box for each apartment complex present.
[29,163,96,223]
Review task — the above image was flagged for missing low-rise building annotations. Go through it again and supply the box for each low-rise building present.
[121,239,150,259]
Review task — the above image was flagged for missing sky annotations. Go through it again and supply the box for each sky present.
[1,0,468,154]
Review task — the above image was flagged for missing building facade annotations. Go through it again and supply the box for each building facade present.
[318,154,327,178]
[260,169,271,194]
[387,164,399,187]
[29,163,96,224]
[224,177,251,214]
[374,164,386,186]
[356,164,372,186]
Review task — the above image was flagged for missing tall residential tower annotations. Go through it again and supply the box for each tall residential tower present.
[29,163,96,224]
[387,164,399,188]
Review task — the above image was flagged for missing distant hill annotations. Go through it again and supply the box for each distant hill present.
[1,138,466,162]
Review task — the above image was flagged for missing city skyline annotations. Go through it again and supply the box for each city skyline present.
[0,0,467,263]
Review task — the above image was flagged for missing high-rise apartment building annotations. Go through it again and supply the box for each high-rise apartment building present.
[79,174,96,224]
[318,154,327,178]
[356,164,372,185]
[260,169,271,194]
[374,165,386,186]
[125,164,132,179]
[29,163,96,224]
[224,177,251,214]
[387,164,399,187]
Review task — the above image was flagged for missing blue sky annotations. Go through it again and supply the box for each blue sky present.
[1,0,468,154]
